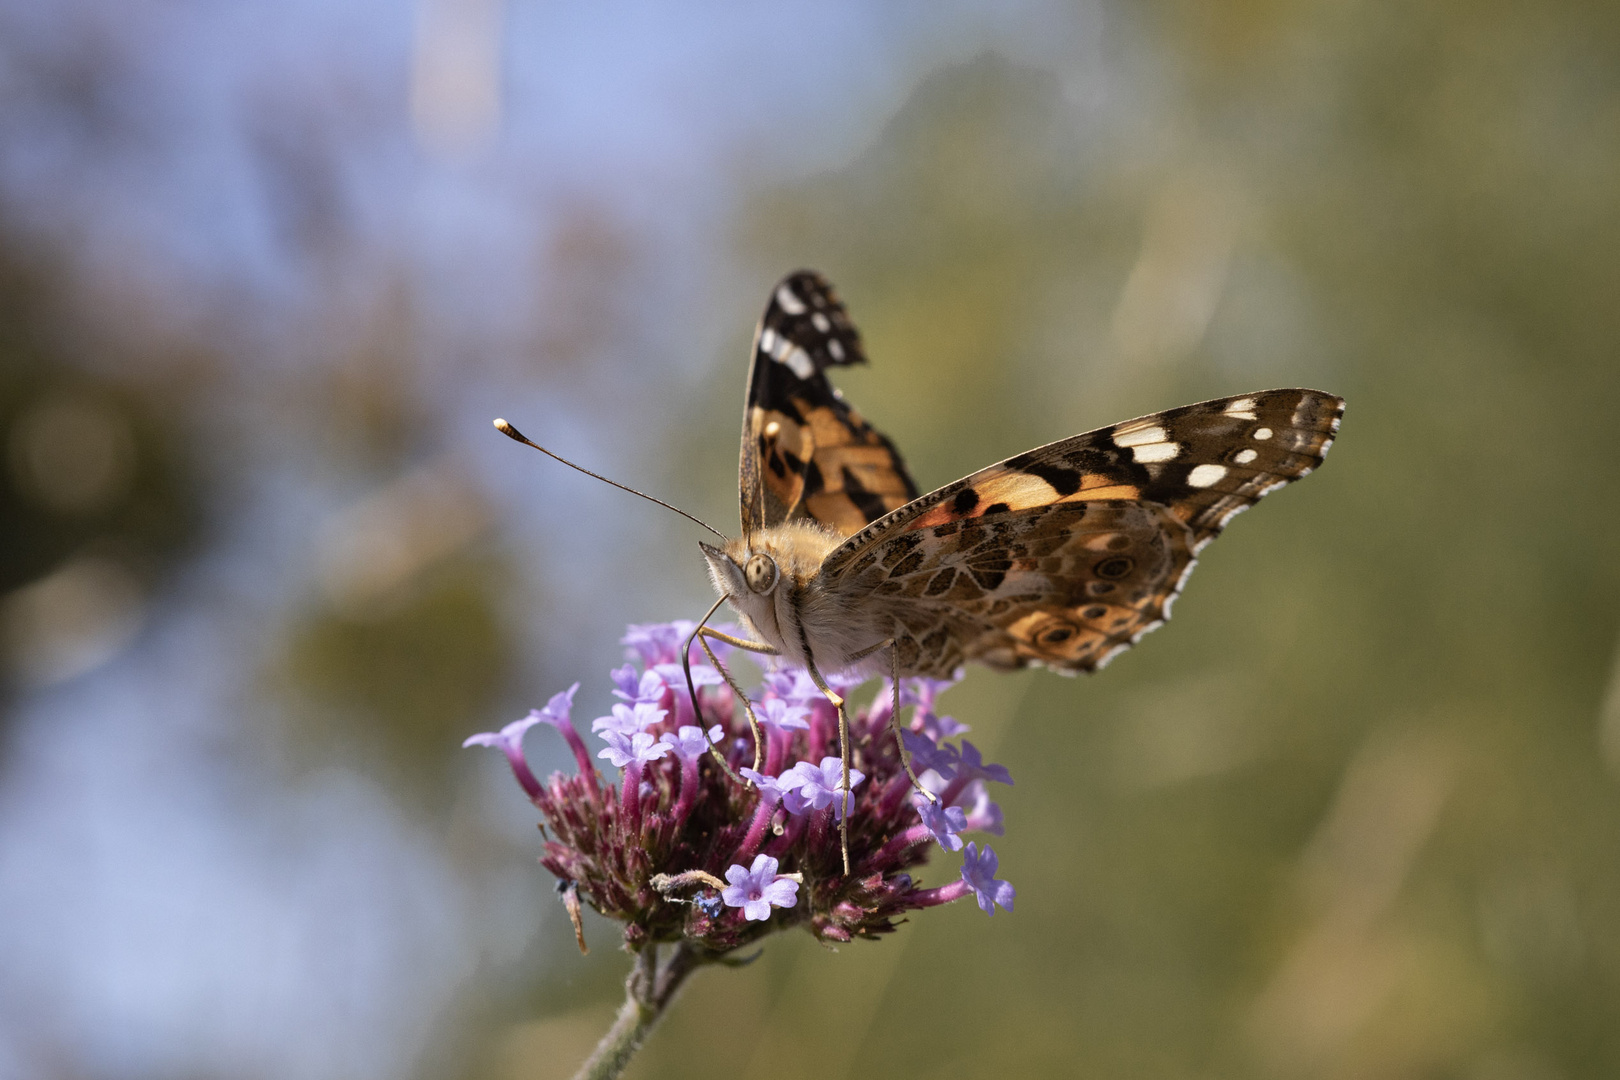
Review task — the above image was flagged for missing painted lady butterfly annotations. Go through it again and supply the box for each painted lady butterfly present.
[699,269,1344,684]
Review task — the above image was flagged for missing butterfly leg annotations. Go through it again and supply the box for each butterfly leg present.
[887,642,935,802]
[695,631,772,773]
[801,659,855,875]
[681,601,778,779]
[841,636,935,803]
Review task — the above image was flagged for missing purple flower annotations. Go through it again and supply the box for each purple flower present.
[757,698,810,732]
[652,661,722,689]
[598,730,672,769]
[739,767,790,805]
[612,665,669,703]
[915,796,968,852]
[462,713,547,799]
[464,683,589,799]
[736,767,792,857]
[954,740,1014,786]
[624,619,741,670]
[900,672,963,711]
[762,667,820,705]
[660,724,723,760]
[592,702,667,737]
[780,757,865,820]
[622,621,693,667]
[900,730,960,780]
[539,683,581,722]
[662,724,723,825]
[962,781,1005,836]
[920,712,970,741]
[721,854,799,921]
[960,843,1015,915]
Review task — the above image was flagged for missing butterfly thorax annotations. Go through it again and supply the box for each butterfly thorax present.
[701,523,891,674]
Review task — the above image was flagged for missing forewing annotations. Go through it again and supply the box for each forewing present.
[738,270,918,539]
[821,389,1344,675]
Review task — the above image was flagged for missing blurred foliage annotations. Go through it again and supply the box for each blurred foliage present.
[275,554,515,806]
[0,233,200,709]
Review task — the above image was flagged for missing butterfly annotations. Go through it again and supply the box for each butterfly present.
[697,269,1343,683]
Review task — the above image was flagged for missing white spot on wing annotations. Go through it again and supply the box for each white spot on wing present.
[763,420,781,438]
[782,346,815,379]
[1233,448,1258,465]
[811,313,830,332]
[1112,424,1168,448]
[827,339,845,361]
[1252,427,1273,441]
[1094,642,1131,669]
[1131,441,1180,463]
[775,285,806,315]
[1187,464,1228,488]
[1171,555,1200,594]
[1223,397,1258,420]
[759,328,778,355]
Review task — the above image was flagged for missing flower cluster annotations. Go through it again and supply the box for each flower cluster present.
[465,620,1015,954]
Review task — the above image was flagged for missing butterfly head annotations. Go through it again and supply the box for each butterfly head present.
[700,540,781,591]
[700,524,844,638]
[700,540,779,603]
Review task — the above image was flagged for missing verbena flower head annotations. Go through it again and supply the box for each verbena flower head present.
[466,620,1017,954]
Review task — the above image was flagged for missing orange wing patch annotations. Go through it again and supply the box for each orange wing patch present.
[740,271,918,539]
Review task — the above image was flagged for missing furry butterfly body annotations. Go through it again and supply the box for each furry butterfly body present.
[701,270,1344,682]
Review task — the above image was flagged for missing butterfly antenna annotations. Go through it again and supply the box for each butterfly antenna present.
[493,418,727,540]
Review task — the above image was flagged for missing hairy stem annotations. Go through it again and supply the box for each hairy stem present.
[572,943,701,1080]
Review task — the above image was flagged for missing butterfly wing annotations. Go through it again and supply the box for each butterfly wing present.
[738,270,918,540]
[819,389,1344,675]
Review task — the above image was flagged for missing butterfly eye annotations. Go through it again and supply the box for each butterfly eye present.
[744,553,779,594]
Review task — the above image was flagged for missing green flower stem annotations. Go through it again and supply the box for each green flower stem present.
[573,943,701,1080]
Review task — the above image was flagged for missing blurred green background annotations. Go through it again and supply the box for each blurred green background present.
[2,2,1618,1079]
